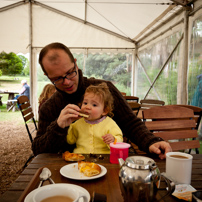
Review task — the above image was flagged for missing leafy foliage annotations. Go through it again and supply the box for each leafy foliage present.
[0,52,23,75]
[18,55,30,76]
[73,53,132,94]
[85,54,131,86]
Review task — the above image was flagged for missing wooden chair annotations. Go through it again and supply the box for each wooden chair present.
[172,105,202,130]
[142,105,200,153]
[171,104,202,154]
[128,102,141,116]
[121,92,126,96]
[123,96,139,103]
[140,99,165,110]
[17,95,37,167]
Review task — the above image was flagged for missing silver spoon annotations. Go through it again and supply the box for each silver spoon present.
[46,168,55,184]
[38,167,50,188]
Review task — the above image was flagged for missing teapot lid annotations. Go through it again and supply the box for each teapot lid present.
[125,156,156,170]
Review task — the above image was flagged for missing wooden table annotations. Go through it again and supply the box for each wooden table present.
[0,153,202,202]
[0,91,19,100]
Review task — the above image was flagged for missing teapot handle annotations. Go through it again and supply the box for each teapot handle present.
[155,174,175,202]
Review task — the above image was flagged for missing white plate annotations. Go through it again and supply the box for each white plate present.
[60,163,107,180]
[24,183,90,202]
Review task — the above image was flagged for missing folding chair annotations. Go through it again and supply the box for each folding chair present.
[17,95,37,168]
[142,105,200,154]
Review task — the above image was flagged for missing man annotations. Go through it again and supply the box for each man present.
[32,42,171,159]
[13,79,30,101]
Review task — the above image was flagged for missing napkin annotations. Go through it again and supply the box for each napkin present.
[172,184,196,201]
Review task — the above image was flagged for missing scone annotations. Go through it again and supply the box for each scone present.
[78,161,101,177]
[62,151,85,161]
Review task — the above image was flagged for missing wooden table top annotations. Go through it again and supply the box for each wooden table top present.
[0,153,202,202]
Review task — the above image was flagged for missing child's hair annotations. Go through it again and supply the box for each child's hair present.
[39,84,55,104]
[85,82,114,117]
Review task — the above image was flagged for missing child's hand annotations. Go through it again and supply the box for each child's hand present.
[102,134,115,144]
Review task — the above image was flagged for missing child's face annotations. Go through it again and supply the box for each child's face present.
[81,92,107,121]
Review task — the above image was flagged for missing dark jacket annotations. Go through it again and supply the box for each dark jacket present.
[32,69,163,156]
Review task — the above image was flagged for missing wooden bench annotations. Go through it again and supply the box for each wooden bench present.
[7,99,18,112]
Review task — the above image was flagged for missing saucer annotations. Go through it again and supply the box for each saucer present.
[24,183,90,202]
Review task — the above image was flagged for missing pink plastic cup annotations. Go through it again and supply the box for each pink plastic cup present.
[110,143,131,164]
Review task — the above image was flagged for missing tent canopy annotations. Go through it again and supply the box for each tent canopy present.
[0,0,188,54]
[0,0,199,119]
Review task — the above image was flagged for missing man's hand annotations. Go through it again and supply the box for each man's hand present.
[149,141,172,159]
[57,104,81,128]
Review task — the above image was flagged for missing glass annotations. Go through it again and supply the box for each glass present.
[51,64,77,86]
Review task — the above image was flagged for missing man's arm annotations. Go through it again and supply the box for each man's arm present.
[32,93,75,156]
[19,86,26,95]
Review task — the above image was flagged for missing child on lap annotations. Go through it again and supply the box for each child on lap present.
[67,82,123,154]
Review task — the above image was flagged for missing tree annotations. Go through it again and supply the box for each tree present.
[18,54,30,76]
[0,51,23,75]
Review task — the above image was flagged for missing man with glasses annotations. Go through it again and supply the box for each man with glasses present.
[32,42,171,159]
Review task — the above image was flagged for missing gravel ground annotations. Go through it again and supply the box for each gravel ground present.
[0,120,34,196]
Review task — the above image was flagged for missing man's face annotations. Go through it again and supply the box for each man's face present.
[42,49,79,94]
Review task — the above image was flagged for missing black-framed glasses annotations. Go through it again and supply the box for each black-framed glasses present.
[50,63,77,86]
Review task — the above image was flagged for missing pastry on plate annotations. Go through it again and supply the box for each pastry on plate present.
[78,161,101,177]
[62,151,85,161]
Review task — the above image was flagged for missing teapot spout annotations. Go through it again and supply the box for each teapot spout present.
[118,158,125,167]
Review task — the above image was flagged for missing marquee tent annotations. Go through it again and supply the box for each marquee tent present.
[0,0,201,117]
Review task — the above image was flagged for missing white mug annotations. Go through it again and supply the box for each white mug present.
[33,184,88,202]
[166,152,193,184]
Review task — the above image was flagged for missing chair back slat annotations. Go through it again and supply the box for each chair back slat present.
[20,102,30,110]
[140,99,165,110]
[21,107,33,117]
[169,140,200,151]
[24,112,34,122]
[142,105,200,153]
[171,105,202,130]
[154,130,198,140]
[123,96,139,103]
[143,105,194,119]
[145,119,196,131]
[140,99,165,105]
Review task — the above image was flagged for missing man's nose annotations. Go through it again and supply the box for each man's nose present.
[62,77,71,85]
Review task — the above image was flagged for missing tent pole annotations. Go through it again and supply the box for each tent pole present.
[132,48,136,96]
[177,8,190,104]
[29,0,37,119]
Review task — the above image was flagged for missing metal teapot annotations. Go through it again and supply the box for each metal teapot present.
[118,156,174,202]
